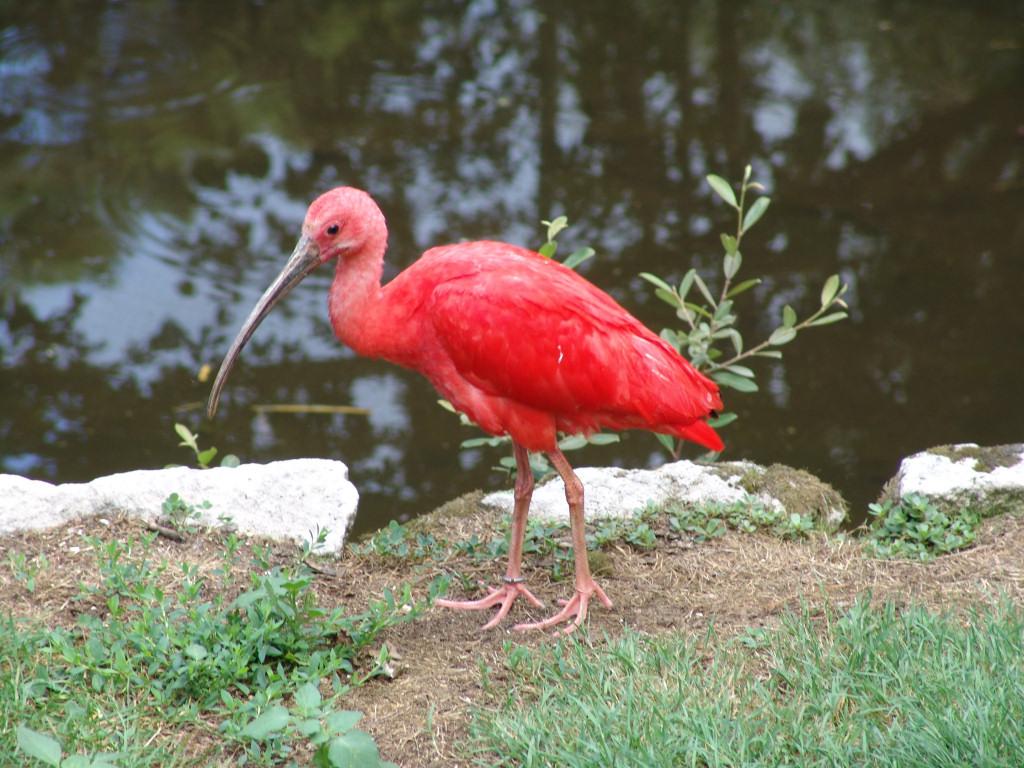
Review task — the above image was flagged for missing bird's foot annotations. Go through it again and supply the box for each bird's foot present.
[435,577,545,630]
[513,580,613,637]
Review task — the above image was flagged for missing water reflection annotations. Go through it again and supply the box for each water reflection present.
[2,1,1022,531]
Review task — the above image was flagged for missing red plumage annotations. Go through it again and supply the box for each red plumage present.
[380,241,723,452]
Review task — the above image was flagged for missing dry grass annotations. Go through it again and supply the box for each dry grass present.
[2,501,1022,767]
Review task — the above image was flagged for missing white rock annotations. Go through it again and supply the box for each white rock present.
[892,444,1024,512]
[482,460,781,521]
[0,460,358,554]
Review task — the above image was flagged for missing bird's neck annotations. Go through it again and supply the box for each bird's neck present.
[328,244,390,359]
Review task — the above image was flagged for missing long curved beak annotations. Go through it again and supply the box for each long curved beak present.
[207,234,321,418]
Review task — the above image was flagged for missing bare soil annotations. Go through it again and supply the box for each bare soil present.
[2,499,1022,767]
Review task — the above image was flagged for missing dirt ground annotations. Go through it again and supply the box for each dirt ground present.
[2,498,1022,767]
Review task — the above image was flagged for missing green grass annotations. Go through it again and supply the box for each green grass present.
[469,597,1024,767]
[1,529,436,766]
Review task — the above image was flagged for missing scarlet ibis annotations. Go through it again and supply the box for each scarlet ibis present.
[208,187,723,634]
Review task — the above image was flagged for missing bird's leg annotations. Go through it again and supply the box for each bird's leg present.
[436,443,544,629]
[513,448,612,636]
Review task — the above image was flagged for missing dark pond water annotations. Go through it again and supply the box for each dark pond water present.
[2,1,1023,534]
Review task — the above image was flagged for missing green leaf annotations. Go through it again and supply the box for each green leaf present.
[294,682,322,713]
[654,287,682,308]
[220,454,241,468]
[639,272,675,294]
[741,196,770,233]
[720,233,738,254]
[808,311,848,327]
[755,349,784,359]
[558,435,587,451]
[538,242,557,259]
[691,272,716,307]
[562,247,595,270]
[782,305,797,328]
[678,269,696,300]
[241,705,290,740]
[654,433,676,453]
[723,252,742,280]
[174,423,198,450]
[725,328,743,355]
[542,215,568,243]
[587,433,621,445]
[712,299,734,323]
[325,710,364,735]
[726,277,761,299]
[820,274,840,307]
[184,643,207,661]
[684,302,713,321]
[197,447,218,467]
[660,328,683,351]
[769,326,797,346]
[707,412,738,428]
[706,174,737,208]
[436,399,456,413]
[711,371,759,392]
[16,726,62,766]
[722,363,755,377]
[297,717,322,738]
[460,436,507,449]
[328,730,381,767]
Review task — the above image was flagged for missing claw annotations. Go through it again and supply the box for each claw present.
[436,581,545,630]
[513,581,613,636]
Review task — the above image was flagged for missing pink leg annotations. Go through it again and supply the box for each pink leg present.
[513,448,612,636]
[436,443,544,629]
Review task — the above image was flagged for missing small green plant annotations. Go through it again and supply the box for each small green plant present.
[173,422,240,469]
[158,491,210,535]
[350,519,447,561]
[643,167,849,457]
[665,499,816,542]
[235,682,399,767]
[863,493,979,561]
[537,215,595,268]
[16,725,117,768]
[7,551,48,593]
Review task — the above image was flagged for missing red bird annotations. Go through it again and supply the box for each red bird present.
[208,187,723,634]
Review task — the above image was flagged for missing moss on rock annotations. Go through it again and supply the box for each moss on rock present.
[713,462,848,531]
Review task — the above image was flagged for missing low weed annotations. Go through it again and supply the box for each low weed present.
[666,498,816,541]
[7,551,48,593]
[864,493,979,560]
[171,422,239,469]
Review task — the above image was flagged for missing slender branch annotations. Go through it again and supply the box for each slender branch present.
[707,303,838,372]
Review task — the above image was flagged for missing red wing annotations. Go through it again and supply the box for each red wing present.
[426,255,720,433]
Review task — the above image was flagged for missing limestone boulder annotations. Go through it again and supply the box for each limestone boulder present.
[0,459,359,554]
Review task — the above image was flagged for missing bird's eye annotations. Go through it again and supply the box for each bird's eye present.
[326,223,340,236]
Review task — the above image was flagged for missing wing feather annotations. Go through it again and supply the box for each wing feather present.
[424,247,721,443]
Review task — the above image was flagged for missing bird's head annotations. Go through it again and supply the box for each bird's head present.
[303,186,387,265]
[205,186,385,418]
